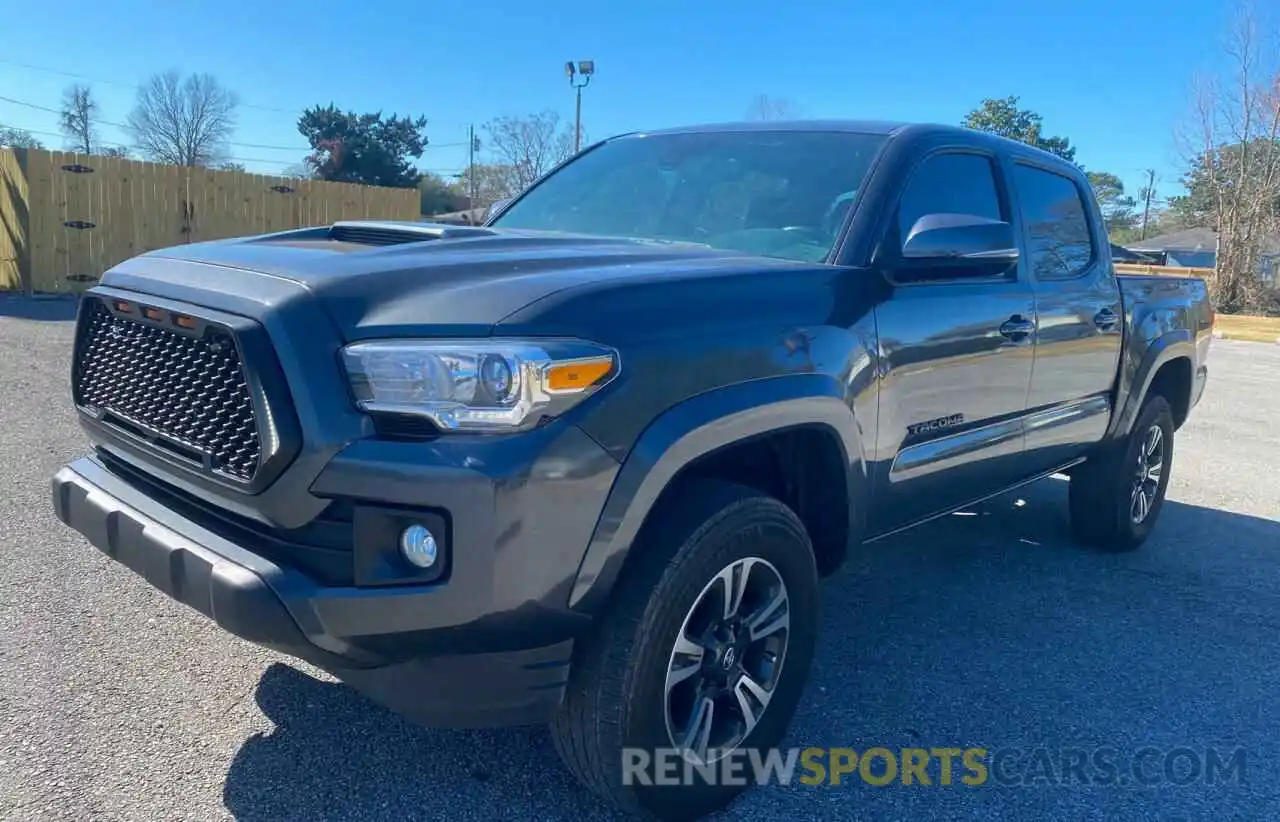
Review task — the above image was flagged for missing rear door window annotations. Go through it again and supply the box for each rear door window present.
[1014,164,1095,280]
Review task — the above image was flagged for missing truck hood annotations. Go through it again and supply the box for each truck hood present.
[104,226,820,340]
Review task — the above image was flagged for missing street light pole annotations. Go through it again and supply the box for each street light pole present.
[574,84,583,154]
[565,60,595,154]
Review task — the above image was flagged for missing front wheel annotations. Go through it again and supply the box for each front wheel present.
[1068,394,1175,552]
[550,480,820,820]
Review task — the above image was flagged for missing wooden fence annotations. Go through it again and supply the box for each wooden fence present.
[1113,262,1215,279]
[0,147,420,294]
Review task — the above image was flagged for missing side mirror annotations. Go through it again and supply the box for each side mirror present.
[901,213,1019,264]
[484,198,512,223]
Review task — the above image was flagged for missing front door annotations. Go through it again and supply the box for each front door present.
[867,148,1037,535]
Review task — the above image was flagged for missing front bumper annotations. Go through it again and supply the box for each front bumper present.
[52,455,587,728]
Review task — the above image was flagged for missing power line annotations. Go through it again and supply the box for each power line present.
[0,56,301,115]
[1,123,292,162]
[0,128,297,165]
[0,95,60,114]
[0,123,463,173]
[0,94,308,151]
[0,94,471,151]
[0,57,140,88]
[0,57,474,130]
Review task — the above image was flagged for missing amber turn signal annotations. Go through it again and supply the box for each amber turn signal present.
[545,357,613,392]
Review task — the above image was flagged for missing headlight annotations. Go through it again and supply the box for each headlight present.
[340,339,619,432]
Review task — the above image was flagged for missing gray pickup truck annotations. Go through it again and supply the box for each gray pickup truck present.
[51,121,1211,819]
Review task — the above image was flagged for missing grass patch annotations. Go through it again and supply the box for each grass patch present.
[1215,314,1280,343]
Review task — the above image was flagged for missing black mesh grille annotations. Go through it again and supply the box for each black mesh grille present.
[74,299,263,481]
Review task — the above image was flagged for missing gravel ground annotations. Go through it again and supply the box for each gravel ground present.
[2,297,1278,821]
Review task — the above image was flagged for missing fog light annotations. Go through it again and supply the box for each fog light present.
[399,524,439,569]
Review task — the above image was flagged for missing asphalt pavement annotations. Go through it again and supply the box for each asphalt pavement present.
[2,297,1278,821]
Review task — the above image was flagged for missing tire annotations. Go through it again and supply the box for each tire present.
[550,479,820,820]
[1068,394,1175,552]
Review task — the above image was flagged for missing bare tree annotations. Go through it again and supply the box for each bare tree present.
[126,70,238,167]
[59,84,98,154]
[482,111,576,193]
[453,162,520,205]
[1175,0,1280,313]
[280,162,314,179]
[745,94,803,121]
[0,127,43,149]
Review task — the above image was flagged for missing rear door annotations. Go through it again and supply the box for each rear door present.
[867,145,1037,535]
[1012,160,1124,473]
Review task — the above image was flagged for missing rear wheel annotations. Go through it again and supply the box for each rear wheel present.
[550,480,820,820]
[1068,394,1175,552]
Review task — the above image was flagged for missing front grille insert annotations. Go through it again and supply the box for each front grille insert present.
[73,298,263,482]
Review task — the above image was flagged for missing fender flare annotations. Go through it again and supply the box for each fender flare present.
[567,374,866,614]
[1108,328,1195,441]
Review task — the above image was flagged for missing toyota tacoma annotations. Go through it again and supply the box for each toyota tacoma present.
[50,121,1212,819]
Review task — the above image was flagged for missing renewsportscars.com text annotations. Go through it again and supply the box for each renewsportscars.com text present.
[621,746,1247,788]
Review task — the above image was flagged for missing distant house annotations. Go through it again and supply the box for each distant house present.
[1109,244,1158,264]
[1128,227,1280,287]
[1128,228,1221,268]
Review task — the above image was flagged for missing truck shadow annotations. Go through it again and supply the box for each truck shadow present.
[222,477,1280,821]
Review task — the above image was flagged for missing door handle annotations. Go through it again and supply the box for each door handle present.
[999,315,1035,342]
[1094,308,1119,331]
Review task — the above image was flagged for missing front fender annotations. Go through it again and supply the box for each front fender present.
[567,373,866,614]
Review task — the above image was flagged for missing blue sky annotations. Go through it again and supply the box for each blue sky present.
[0,0,1236,202]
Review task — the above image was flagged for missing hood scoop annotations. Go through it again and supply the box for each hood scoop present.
[327,220,499,247]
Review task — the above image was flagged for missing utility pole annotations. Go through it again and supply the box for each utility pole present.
[467,124,477,212]
[1140,168,1157,241]
[565,60,595,154]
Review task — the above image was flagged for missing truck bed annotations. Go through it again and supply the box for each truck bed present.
[1117,273,1213,332]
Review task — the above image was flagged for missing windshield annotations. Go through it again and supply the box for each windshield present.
[491,130,888,263]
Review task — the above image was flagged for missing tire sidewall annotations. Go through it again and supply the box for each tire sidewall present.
[1122,397,1176,543]
[622,500,819,815]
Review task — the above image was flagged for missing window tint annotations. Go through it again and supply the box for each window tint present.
[492,131,888,264]
[1014,164,1094,279]
[897,153,1002,240]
